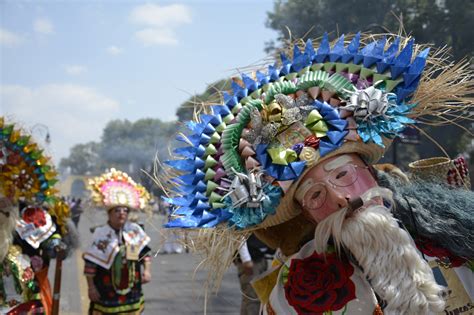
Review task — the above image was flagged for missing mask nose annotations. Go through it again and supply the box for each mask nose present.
[327,189,349,210]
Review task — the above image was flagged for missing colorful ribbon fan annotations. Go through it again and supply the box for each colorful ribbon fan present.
[88,168,151,210]
[0,117,59,203]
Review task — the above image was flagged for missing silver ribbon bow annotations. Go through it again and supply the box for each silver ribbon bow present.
[342,86,391,120]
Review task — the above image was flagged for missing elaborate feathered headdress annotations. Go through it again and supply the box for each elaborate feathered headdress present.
[0,117,74,235]
[88,168,151,211]
[0,117,59,204]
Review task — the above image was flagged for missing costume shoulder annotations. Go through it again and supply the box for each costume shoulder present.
[83,224,119,270]
[124,221,145,232]
[91,224,113,237]
[123,222,150,251]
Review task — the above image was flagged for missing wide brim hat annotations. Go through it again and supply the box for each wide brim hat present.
[163,32,472,231]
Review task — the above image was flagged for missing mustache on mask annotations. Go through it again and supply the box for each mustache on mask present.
[346,187,393,215]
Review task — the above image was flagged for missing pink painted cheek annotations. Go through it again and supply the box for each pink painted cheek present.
[337,169,379,199]
[312,188,347,222]
[313,171,379,223]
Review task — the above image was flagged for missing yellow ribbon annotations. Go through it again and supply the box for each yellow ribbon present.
[305,110,328,138]
[9,130,20,143]
[50,201,70,234]
[264,101,285,123]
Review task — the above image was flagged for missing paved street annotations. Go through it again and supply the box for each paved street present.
[56,209,242,315]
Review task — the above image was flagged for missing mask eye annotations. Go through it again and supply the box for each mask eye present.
[312,191,322,199]
[330,165,358,187]
[307,184,327,209]
[335,170,348,179]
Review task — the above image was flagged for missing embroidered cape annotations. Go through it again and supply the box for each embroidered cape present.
[83,222,150,270]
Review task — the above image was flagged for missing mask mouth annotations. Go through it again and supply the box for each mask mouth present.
[346,197,364,215]
[0,210,10,217]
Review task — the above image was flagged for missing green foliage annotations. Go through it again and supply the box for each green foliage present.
[60,118,177,182]
[59,142,103,175]
[266,0,473,61]
[100,118,176,170]
[267,0,394,42]
[176,79,232,122]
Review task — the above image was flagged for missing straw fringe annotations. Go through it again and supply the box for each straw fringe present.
[158,224,250,312]
[153,152,251,300]
[187,227,250,293]
[412,55,473,124]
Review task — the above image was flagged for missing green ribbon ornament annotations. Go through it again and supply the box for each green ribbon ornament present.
[305,110,328,138]
[267,147,298,165]
[111,245,136,295]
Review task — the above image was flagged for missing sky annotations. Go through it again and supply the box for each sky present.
[0,0,278,162]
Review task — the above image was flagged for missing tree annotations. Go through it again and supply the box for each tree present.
[60,118,177,183]
[443,0,474,61]
[59,141,103,175]
[266,0,473,61]
[267,0,392,43]
[99,118,177,178]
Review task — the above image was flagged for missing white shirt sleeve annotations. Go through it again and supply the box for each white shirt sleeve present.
[238,241,252,263]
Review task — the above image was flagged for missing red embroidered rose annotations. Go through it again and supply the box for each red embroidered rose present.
[22,207,47,227]
[284,251,356,314]
[118,295,127,304]
[304,135,320,149]
[416,239,466,268]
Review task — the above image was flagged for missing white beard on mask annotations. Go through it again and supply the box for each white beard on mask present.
[313,188,446,315]
[0,205,17,261]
